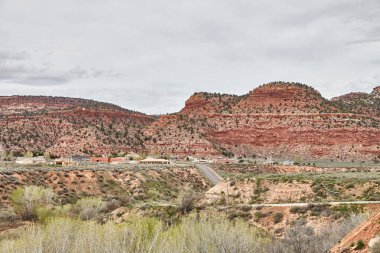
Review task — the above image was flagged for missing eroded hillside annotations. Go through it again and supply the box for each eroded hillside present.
[144,82,380,161]
[0,165,210,206]
[0,83,379,161]
[0,96,155,156]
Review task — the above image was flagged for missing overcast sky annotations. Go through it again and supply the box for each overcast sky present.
[0,0,379,114]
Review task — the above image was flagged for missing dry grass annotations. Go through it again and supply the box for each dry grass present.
[0,214,269,253]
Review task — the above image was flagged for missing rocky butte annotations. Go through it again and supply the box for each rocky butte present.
[143,82,380,161]
[0,96,155,157]
[0,82,379,161]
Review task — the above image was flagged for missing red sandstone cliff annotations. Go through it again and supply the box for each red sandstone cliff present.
[0,96,154,157]
[1,83,379,161]
[144,82,380,161]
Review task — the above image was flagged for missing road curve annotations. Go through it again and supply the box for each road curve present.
[196,163,223,185]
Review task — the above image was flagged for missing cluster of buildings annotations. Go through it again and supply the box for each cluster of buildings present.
[15,155,90,166]
[13,151,295,167]
[15,156,47,165]
[185,156,236,164]
[14,153,172,166]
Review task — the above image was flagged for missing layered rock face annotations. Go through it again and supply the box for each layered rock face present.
[1,83,379,161]
[234,83,334,114]
[144,82,380,161]
[0,96,154,157]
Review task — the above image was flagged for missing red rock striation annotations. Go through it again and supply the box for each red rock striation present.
[144,82,380,161]
[1,83,379,161]
[0,96,154,157]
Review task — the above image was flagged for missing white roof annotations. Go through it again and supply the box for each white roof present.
[16,157,46,161]
[141,158,169,162]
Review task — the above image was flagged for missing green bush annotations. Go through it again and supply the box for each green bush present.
[356,239,365,250]
[273,212,284,224]
[254,211,263,222]
[10,186,55,220]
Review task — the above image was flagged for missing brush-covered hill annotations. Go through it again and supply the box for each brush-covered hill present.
[1,83,379,161]
[0,96,155,157]
[332,86,380,117]
[143,82,380,161]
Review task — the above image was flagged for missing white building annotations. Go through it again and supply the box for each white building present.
[282,160,294,166]
[139,157,171,165]
[264,155,275,165]
[15,156,46,165]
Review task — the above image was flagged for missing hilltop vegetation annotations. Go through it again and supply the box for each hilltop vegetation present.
[0,82,379,161]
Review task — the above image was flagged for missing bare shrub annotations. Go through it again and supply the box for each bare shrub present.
[0,208,17,223]
[371,238,380,253]
[10,186,55,220]
[284,221,315,253]
[177,192,202,214]
[267,214,367,253]
[72,197,107,221]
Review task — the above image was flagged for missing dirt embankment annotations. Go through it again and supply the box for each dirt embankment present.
[204,177,380,205]
[0,167,210,206]
[331,210,380,253]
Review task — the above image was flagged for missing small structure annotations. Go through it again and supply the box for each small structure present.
[71,155,90,163]
[53,157,80,166]
[90,156,128,164]
[264,155,275,165]
[54,159,72,166]
[91,157,110,163]
[15,156,46,165]
[214,157,235,164]
[185,156,195,162]
[196,159,213,164]
[110,157,127,164]
[126,152,141,160]
[282,160,294,166]
[139,158,170,165]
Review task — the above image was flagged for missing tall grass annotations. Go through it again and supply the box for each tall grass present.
[0,214,269,253]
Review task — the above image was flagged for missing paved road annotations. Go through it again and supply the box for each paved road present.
[193,164,380,206]
[248,201,380,208]
[196,163,224,185]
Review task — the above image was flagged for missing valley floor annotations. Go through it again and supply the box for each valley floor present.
[0,162,379,252]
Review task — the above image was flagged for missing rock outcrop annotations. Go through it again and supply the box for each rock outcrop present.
[1,83,379,161]
[144,82,380,161]
[0,96,155,157]
[331,211,380,253]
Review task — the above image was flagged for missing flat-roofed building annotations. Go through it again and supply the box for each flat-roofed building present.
[139,158,170,165]
[90,157,110,163]
[15,156,46,165]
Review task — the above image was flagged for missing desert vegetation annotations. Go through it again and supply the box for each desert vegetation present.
[0,183,373,253]
[0,214,270,253]
[205,170,380,205]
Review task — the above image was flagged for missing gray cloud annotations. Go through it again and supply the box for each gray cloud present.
[0,51,29,60]
[0,0,379,113]
[0,50,120,85]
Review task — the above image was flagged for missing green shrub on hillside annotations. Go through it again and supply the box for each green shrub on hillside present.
[10,186,55,220]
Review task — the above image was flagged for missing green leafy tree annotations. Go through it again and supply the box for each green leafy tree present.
[10,186,55,220]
